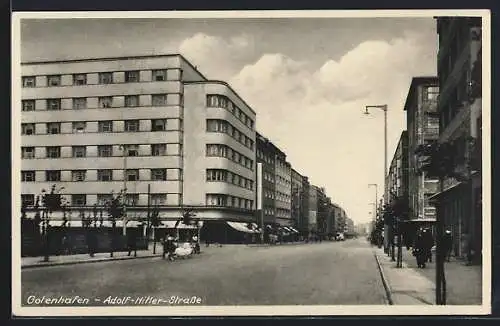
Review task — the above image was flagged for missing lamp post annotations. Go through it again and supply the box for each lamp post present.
[364,104,389,253]
[119,145,128,236]
[364,105,388,203]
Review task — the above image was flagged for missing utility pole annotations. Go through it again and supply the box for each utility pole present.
[146,184,151,241]
[436,174,446,304]
[121,144,128,236]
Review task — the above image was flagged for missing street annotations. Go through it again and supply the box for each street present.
[22,238,388,306]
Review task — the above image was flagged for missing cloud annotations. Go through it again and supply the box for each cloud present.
[178,33,255,80]
[229,32,436,224]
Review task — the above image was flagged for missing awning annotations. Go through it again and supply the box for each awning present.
[402,218,437,223]
[227,221,259,234]
[428,181,464,200]
[163,220,200,229]
[289,227,300,233]
[46,220,145,227]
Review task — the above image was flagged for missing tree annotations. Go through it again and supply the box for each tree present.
[415,140,457,305]
[105,191,125,257]
[40,185,64,262]
[388,193,411,268]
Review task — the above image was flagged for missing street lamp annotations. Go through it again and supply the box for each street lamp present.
[368,184,378,219]
[364,105,388,205]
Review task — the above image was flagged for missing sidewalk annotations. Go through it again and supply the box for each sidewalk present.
[373,246,482,305]
[374,248,435,305]
[400,246,482,305]
[21,243,163,269]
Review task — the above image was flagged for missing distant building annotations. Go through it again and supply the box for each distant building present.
[274,149,292,226]
[387,131,409,207]
[291,168,309,234]
[256,132,278,225]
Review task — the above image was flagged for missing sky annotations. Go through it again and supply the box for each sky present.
[20,15,438,225]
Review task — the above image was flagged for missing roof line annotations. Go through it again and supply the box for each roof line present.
[21,53,208,81]
[184,80,257,116]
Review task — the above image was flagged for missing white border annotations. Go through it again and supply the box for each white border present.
[11,9,491,317]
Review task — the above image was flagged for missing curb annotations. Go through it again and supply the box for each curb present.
[21,254,162,269]
[373,250,394,305]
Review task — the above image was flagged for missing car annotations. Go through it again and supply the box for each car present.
[335,232,345,241]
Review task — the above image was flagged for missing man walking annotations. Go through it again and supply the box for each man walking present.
[443,229,453,262]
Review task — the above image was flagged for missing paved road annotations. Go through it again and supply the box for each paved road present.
[22,238,388,306]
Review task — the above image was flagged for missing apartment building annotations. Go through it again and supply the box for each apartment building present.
[404,76,440,221]
[387,131,409,204]
[274,149,292,225]
[256,132,278,225]
[20,54,257,237]
[291,168,310,233]
[432,17,482,261]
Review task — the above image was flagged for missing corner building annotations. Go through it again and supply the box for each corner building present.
[20,54,257,242]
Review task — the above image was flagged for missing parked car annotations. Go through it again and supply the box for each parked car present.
[335,232,345,241]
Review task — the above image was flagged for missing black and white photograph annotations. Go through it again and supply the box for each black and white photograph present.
[11,10,490,316]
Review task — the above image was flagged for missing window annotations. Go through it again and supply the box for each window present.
[97,169,113,181]
[125,194,139,206]
[151,144,166,156]
[98,145,112,157]
[152,94,167,106]
[99,72,113,84]
[125,120,139,132]
[21,123,35,135]
[73,98,87,110]
[206,194,226,206]
[126,169,139,181]
[21,171,35,182]
[72,194,86,206]
[151,194,167,205]
[151,119,166,131]
[152,70,167,81]
[46,170,61,181]
[46,146,61,158]
[98,97,113,108]
[98,121,113,132]
[22,76,36,87]
[21,194,35,207]
[47,99,61,111]
[72,146,86,158]
[22,100,35,111]
[47,75,61,87]
[97,194,113,206]
[22,147,35,159]
[151,169,167,181]
[73,74,87,85]
[47,122,61,134]
[125,95,139,107]
[72,170,86,182]
[124,145,139,157]
[72,122,86,133]
[125,71,140,83]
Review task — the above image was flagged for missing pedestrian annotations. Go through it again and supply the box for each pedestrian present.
[161,237,167,259]
[413,228,427,268]
[463,232,473,265]
[422,228,434,263]
[192,235,200,254]
[61,235,70,255]
[127,229,137,257]
[443,229,453,262]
